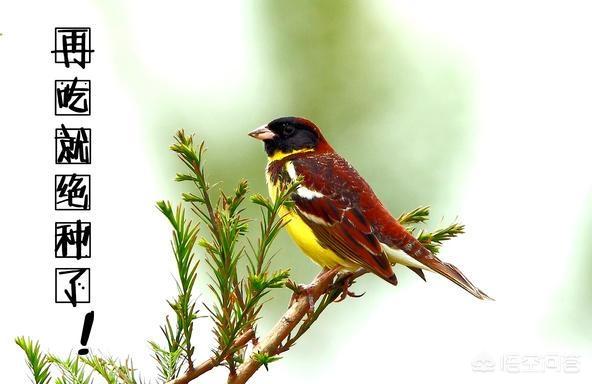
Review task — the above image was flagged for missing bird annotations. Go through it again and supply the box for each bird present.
[248,116,491,300]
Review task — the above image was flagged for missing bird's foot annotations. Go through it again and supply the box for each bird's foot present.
[286,281,316,315]
[285,267,341,315]
[334,272,365,303]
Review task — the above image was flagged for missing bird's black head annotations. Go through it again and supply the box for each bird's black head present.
[248,117,329,158]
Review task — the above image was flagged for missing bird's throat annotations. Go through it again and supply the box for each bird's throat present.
[267,148,315,162]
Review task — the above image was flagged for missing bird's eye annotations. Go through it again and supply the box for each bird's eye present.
[283,125,295,135]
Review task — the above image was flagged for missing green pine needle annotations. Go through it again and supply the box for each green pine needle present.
[252,352,282,371]
[15,337,52,384]
[398,206,430,225]
[48,355,93,384]
[16,130,466,384]
[417,222,465,254]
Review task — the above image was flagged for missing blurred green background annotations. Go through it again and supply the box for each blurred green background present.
[93,0,590,380]
[100,0,471,268]
[3,1,591,383]
[100,0,470,316]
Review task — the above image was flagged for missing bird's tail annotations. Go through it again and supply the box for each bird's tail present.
[417,254,493,301]
[382,224,493,300]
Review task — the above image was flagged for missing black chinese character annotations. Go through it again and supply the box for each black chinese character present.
[55,268,91,307]
[55,125,91,164]
[55,78,91,115]
[55,174,91,210]
[55,221,91,259]
[52,27,94,69]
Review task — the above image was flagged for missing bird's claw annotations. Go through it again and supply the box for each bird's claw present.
[334,273,365,302]
[289,283,315,316]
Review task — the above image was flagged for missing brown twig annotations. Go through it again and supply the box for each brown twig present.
[276,269,368,354]
[165,328,255,384]
[168,267,359,384]
[227,268,340,384]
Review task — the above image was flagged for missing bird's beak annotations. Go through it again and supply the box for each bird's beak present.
[248,125,276,141]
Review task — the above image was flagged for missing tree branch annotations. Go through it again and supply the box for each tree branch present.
[17,129,467,384]
[165,328,255,384]
[227,268,340,384]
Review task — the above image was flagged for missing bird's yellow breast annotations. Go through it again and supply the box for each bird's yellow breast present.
[266,157,357,270]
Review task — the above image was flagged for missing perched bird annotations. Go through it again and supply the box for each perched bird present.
[248,117,491,300]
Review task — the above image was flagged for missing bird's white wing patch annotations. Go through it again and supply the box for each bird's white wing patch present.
[298,209,330,225]
[286,161,324,200]
[286,162,298,179]
[381,243,433,271]
[296,186,324,200]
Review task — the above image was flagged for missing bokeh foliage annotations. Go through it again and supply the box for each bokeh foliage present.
[96,0,472,368]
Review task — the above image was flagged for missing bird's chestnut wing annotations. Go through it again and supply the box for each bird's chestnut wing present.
[287,154,397,283]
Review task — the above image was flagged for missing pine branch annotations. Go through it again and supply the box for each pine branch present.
[239,182,299,345]
[276,271,365,354]
[397,205,465,254]
[48,355,93,384]
[228,268,340,384]
[15,337,52,384]
[80,355,118,384]
[398,205,430,226]
[157,200,201,369]
[165,328,255,384]
[171,130,220,242]
[229,208,464,383]
[418,222,465,254]
[81,355,144,384]
[168,130,296,380]
[17,130,466,384]
[148,340,184,382]
[172,131,249,370]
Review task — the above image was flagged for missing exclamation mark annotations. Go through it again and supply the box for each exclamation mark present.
[78,310,94,355]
